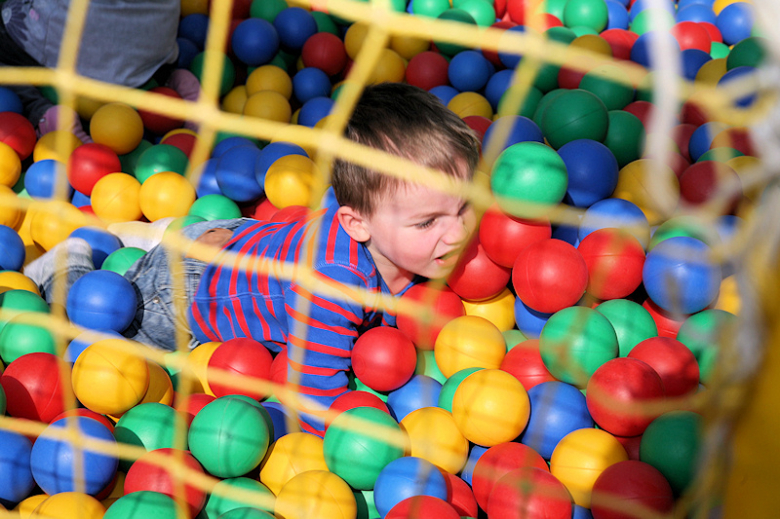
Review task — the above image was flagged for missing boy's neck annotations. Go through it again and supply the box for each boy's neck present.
[369,247,415,295]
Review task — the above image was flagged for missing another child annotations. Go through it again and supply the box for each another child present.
[25,82,481,435]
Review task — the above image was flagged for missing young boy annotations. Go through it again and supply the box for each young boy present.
[25,82,481,435]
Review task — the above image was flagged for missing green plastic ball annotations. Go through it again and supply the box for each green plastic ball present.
[414,0,451,17]
[134,144,189,184]
[164,215,207,238]
[104,491,183,519]
[323,406,404,490]
[630,8,675,36]
[648,215,721,250]
[539,306,619,388]
[415,349,447,384]
[570,25,599,37]
[204,477,274,518]
[453,0,496,27]
[437,367,482,412]
[546,26,578,45]
[218,508,275,519]
[0,314,56,363]
[544,0,569,20]
[504,329,528,350]
[0,384,5,415]
[595,299,658,357]
[434,9,477,56]
[604,110,645,168]
[249,0,287,22]
[697,147,744,163]
[188,194,242,221]
[710,41,730,59]
[579,64,635,111]
[541,89,609,149]
[533,88,568,128]
[727,37,767,70]
[355,489,379,519]
[676,309,737,384]
[222,395,276,441]
[311,11,340,36]
[115,402,188,472]
[490,141,569,218]
[639,410,702,495]
[497,85,543,119]
[0,289,49,336]
[563,0,609,32]
[119,139,153,175]
[188,397,270,478]
[190,51,236,98]
[102,247,147,276]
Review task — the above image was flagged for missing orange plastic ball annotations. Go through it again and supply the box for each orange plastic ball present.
[91,173,143,223]
[246,65,293,99]
[434,316,506,378]
[139,171,196,221]
[33,130,83,163]
[89,103,144,155]
[243,90,292,123]
[264,155,317,209]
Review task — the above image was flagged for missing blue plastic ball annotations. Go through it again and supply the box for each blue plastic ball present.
[0,224,25,272]
[718,66,758,107]
[459,445,488,486]
[232,18,280,66]
[177,37,200,69]
[65,329,123,364]
[0,87,23,114]
[428,85,460,105]
[71,189,91,207]
[678,0,714,9]
[552,218,582,247]
[448,50,492,92]
[66,270,137,332]
[629,0,675,22]
[178,14,209,50]
[69,227,123,268]
[195,158,222,198]
[273,7,318,52]
[498,25,527,69]
[688,121,729,162]
[292,67,332,104]
[643,236,722,314]
[484,69,513,110]
[481,115,544,167]
[255,141,308,189]
[297,96,334,128]
[631,31,681,69]
[681,48,712,81]
[216,145,264,202]
[676,3,717,24]
[514,296,553,339]
[579,198,650,247]
[212,136,259,159]
[373,456,448,518]
[24,160,71,199]
[262,402,292,443]
[573,504,595,519]
[520,381,594,459]
[30,416,118,496]
[557,139,619,207]
[716,2,754,46]
[386,375,442,422]
[0,429,35,507]
[606,0,630,29]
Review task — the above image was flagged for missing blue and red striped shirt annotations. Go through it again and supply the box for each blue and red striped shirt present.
[188,205,418,435]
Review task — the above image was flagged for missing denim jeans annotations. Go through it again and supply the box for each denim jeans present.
[121,218,252,351]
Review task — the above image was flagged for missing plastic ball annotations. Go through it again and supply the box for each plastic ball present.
[139,171,195,221]
[274,470,356,519]
[124,448,207,517]
[512,239,589,313]
[716,2,753,45]
[374,456,448,518]
[631,31,681,69]
[471,441,549,511]
[66,270,137,332]
[488,467,574,519]
[31,416,118,495]
[350,326,416,392]
[27,199,89,251]
[405,51,450,91]
[137,87,184,135]
[211,144,263,203]
[89,103,144,155]
[32,492,106,519]
[577,228,646,300]
[0,271,39,295]
[447,91,493,119]
[301,32,348,76]
[0,111,37,161]
[677,308,736,385]
[33,130,83,163]
[603,110,645,169]
[448,50,492,93]
[639,410,701,495]
[264,154,317,208]
[258,432,328,494]
[291,67,331,104]
[613,159,680,225]
[395,282,466,350]
[232,18,279,66]
[66,142,121,196]
[90,172,143,223]
[462,288,516,332]
[207,337,273,400]
[0,352,74,422]
[24,159,70,199]
[0,429,35,506]
[178,13,209,48]
[103,491,184,519]
[68,226,121,269]
[541,89,609,149]
[593,299,656,357]
[273,7,317,52]
[243,90,292,123]
[0,313,56,363]
[384,495,460,519]
[114,402,188,469]
[383,374,440,422]
[591,460,674,518]
[0,224,24,271]
[479,206,551,269]
[189,396,270,478]
[101,246,146,275]
[434,316,506,378]
[0,87,22,113]
[563,0,609,31]
[481,115,545,167]
[0,289,49,335]
[134,144,189,185]
[401,406,469,474]
[298,96,334,127]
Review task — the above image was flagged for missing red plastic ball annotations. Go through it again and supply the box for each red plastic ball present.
[231,0,252,20]
[269,349,288,399]
[241,197,278,220]
[628,336,700,398]
[680,100,709,127]
[0,111,37,160]
[442,470,479,518]
[385,496,461,519]
[711,126,755,157]
[577,228,646,301]
[176,393,216,427]
[405,51,450,91]
[270,204,311,222]
[329,390,390,418]
[671,21,711,52]
[124,448,207,517]
[643,299,687,338]
[600,29,639,61]
[160,132,197,158]
[512,239,588,314]
[67,142,122,196]
[463,115,493,143]
[591,460,675,519]
[0,352,76,423]
[557,63,588,90]
[51,408,116,433]
[662,151,692,180]
[699,22,722,43]
[396,281,466,350]
[507,0,541,25]
[623,100,657,131]
[138,87,185,135]
[678,160,742,213]
[529,13,563,30]
[352,326,417,392]
[472,442,549,511]
[479,204,552,268]
[586,357,666,437]
[488,467,573,519]
[671,123,697,162]
[449,238,512,302]
[495,0,508,17]
[500,339,557,391]
[302,32,349,76]
[482,21,517,67]
[207,337,274,400]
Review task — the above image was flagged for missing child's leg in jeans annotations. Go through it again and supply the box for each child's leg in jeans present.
[23,239,95,304]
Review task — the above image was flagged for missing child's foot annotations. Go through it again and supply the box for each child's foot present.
[23,238,94,289]
[37,105,93,144]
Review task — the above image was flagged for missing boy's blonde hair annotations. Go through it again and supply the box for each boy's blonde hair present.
[332,83,480,216]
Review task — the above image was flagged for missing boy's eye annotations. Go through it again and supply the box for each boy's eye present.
[458,202,471,215]
[416,219,435,229]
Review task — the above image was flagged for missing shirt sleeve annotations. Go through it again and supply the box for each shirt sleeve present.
[284,264,372,436]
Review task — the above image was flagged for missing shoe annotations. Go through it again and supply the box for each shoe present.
[37,105,93,144]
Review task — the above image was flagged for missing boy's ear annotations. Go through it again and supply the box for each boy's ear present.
[336,206,371,243]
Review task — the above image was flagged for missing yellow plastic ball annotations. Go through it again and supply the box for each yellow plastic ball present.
[727,155,762,201]
[137,360,175,406]
[180,0,209,17]
[161,128,198,141]
[29,199,91,251]
[222,85,248,114]
[613,159,679,226]
[15,205,44,263]
[76,96,105,120]
[0,271,40,295]
[246,65,293,99]
[187,341,221,396]
[32,492,106,519]
[264,154,318,209]
[139,171,196,221]
[243,90,292,123]
[344,22,371,60]
[434,315,506,378]
[462,288,516,332]
[100,471,125,509]
[715,274,741,315]
[550,428,628,508]
[91,173,143,223]
[89,103,144,155]
[369,49,406,84]
[274,470,357,519]
[713,0,751,15]
[695,58,728,89]
[0,141,22,187]
[448,92,494,119]
[33,130,83,163]
[259,432,328,496]
[72,338,150,416]
[14,494,49,519]
[0,184,23,229]
[390,34,430,60]
[451,368,530,447]
[401,406,469,474]
[569,34,613,57]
